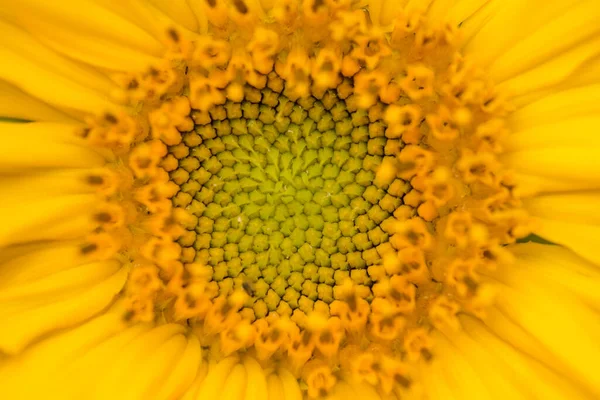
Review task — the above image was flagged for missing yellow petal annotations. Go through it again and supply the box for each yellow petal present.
[0,260,121,301]
[185,0,210,34]
[498,35,600,100]
[509,84,600,130]
[431,332,493,399]
[90,323,188,399]
[154,334,202,400]
[508,243,600,311]
[449,0,491,24]
[512,172,600,198]
[0,169,115,207]
[0,45,118,115]
[0,79,78,123]
[180,365,209,400]
[416,356,460,400]
[429,0,491,26]
[489,0,600,82]
[93,0,201,45]
[0,20,118,94]
[458,0,503,46]
[524,192,600,225]
[0,0,163,56]
[243,357,268,400]
[464,0,578,69]
[0,266,127,354]
[221,364,248,400]
[0,309,128,395]
[461,315,592,399]
[501,147,600,183]
[266,373,286,400]
[0,242,88,287]
[28,17,163,73]
[278,368,303,400]
[0,194,100,247]
[149,0,199,32]
[485,253,600,395]
[527,218,600,265]
[0,122,105,170]
[505,116,600,152]
[118,334,189,400]
[437,329,524,399]
[196,356,240,399]
[60,324,154,399]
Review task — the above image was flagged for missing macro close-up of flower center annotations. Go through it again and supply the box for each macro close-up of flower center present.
[1,0,599,399]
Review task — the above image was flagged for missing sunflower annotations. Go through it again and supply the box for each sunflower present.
[0,0,599,399]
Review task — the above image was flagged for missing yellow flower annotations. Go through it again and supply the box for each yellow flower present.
[0,0,599,399]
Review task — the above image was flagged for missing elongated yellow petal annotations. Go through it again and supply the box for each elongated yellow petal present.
[92,0,198,45]
[58,324,153,399]
[0,309,129,394]
[180,365,209,400]
[506,116,600,152]
[464,0,576,68]
[266,373,286,400]
[524,192,600,225]
[154,334,202,400]
[505,244,600,310]
[509,84,600,130]
[512,172,600,198]
[0,260,121,301]
[0,169,115,206]
[0,20,117,94]
[0,0,163,56]
[458,0,503,46]
[0,242,88,287]
[461,315,592,399]
[0,122,105,170]
[489,0,600,82]
[195,356,240,399]
[502,141,600,181]
[221,364,248,400]
[498,35,600,100]
[486,263,600,395]
[149,0,199,32]
[416,358,459,400]
[30,18,163,73]
[0,266,127,354]
[278,368,303,400]
[89,323,187,399]
[0,80,78,123]
[0,44,119,115]
[0,194,100,246]
[502,147,600,184]
[185,0,210,34]
[528,218,600,265]
[438,329,524,399]
[431,332,493,399]
[447,0,491,25]
[119,334,189,400]
[243,357,268,400]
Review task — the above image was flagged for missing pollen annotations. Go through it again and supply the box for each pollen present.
[77,1,531,397]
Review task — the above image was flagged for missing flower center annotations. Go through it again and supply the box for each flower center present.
[79,2,533,397]
[169,80,401,319]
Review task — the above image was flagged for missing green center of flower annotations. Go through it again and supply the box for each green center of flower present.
[168,80,405,317]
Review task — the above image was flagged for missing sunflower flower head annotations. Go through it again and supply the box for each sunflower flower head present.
[2,0,600,399]
[75,0,532,395]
